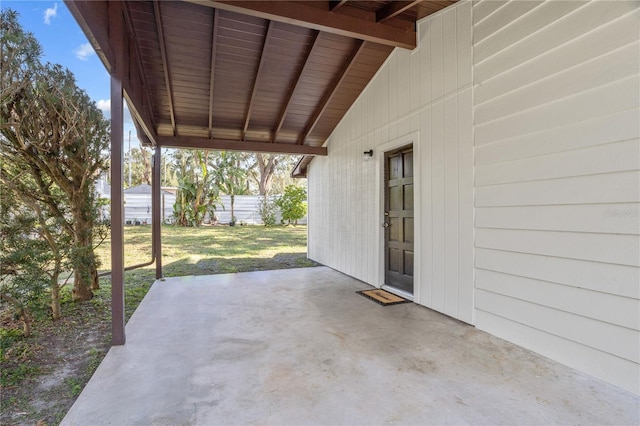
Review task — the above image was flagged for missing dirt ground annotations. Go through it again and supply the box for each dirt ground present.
[1,296,111,426]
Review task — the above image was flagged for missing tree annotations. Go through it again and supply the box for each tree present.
[161,149,177,187]
[0,181,73,324]
[1,10,109,301]
[256,196,277,226]
[251,153,278,196]
[124,146,152,187]
[247,153,301,196]
[214,151,249,224]
[275,185,307,225]
[173,150,220,227]
[0,190,48,336]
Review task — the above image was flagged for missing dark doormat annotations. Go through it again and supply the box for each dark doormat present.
[356,289,411,306]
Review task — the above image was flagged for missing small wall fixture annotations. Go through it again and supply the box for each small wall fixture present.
[363,149,374,160]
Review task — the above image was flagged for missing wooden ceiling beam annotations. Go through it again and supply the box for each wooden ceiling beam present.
[153,1,177,136]
[208,10,219,139]
[272,30,321,144]
[185,0,416,49]
[329,0,349,12]
[376,1,424,23]
[243,21,275,141]
[158,136,328,156]
[299,40,366,145]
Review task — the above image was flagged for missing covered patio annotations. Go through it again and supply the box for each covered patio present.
[62,267,638,425]
[61,0,639,410]
[63,0,459,345]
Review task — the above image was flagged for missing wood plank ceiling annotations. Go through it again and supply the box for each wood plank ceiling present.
[65,1,456,176]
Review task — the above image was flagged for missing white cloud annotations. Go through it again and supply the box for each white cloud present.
[74,42,95,61]
[96,99,132,123]
[43,3,58,25]
[96,99,110,116]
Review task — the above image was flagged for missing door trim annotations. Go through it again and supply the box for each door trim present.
[376,131,421,304]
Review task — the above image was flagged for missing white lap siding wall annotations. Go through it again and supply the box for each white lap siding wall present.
[472,0,639,394]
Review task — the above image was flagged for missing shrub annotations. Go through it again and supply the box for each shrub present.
[257,196,277,226]
[275,185,307,225]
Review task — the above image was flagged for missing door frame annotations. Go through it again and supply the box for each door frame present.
[375,131,421,303]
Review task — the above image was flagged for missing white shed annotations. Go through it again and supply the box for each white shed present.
[122,184,175,224]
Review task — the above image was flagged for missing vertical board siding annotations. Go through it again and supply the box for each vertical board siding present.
[457,89,474,324]
[443,96,460,317]
[473,0,640,394]
[307,1,474,323]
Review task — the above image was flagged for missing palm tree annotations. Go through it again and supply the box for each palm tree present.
[173,150,220,226]
[214,151,249,225]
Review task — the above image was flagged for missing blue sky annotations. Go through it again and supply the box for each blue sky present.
[4,1,140,146]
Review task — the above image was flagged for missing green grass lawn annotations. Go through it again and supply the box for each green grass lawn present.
[103,223,316,276]
[94,224,317,319]
[1,224,316,426]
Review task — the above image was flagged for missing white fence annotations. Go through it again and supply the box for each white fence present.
[119,194,306,225]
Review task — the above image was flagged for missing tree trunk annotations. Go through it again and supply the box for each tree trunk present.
[230,194,235,222]
[0,293,32,337]
[91,266,100,290]
[51,284,61,320]
[19,307,31,337]
[256,154,278,196]
[142,147,152,184]
[71,191,95,301]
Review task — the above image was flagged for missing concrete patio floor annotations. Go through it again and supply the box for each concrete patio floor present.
[62,267,639,425]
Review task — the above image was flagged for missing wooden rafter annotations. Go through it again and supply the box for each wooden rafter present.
[243,21,274,141]
[67,0,449,160]
[158,136,327,156]
[329,0,349,11]
[208,9,219,139]
[66,1,158,145]
[185,0,416,49]
[299,40,366,145]
[64,1,113,68]
[377,1,424,23]
[272,30,321,144]
[153,1,176,136]
[123,3,157,143]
